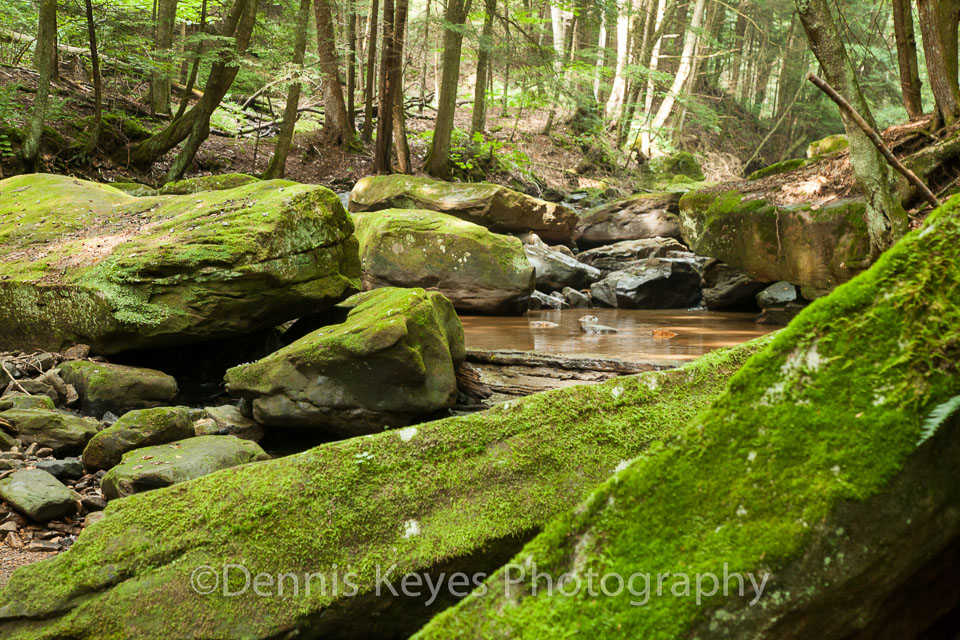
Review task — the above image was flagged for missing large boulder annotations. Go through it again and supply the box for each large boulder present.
[522,234,600,292]
[0,469,75,522]
[59,361,177,417]
[225,288,466,437]
[353,209,534,314]
[700,258,766,310]
[589,257,702,309]
[577,237,690,275]
[349,175,578,243]
[100,435,270,500]
[0,336,770,639]
[678,190,870,296]
[0,409,99,456]
[414,195,960,640]
[82,407,194,471]
[0,174,360,353]
[576,193,683,248]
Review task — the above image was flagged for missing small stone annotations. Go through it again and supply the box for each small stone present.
[24,442,38,457]
[35,447,54,458]
[0,521,17,533]
[4,531,22,548]
[84,511,106,526]
[63,344,91,360]
[35,458,84,480]
[80,495,106,511]
[25,540,60,552]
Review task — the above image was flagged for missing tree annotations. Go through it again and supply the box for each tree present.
[174,0,208,121]
[362,0,379,143]
[892,0,923,119]
[150,0,179,116]
[263,0,313,180]
[82,0,103,156]
[374,0,397,172]
[315,0,357,147]
[392,0,412,173]
[796,0,907,253]
[21,0,57,172]
[425,0,472,178]
[470,0,496,135]
[917,0,960,128]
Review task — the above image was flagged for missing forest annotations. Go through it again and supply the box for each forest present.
[0,0,958,637]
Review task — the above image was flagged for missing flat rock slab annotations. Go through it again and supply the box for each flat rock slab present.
[349,175,578,243]
[59,361,177,417]
[0,469,75,522]
[0,174,360,353]
[575,192,683,248]
[100,434,270,500]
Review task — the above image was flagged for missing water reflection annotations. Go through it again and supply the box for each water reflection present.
[461,309,776,362]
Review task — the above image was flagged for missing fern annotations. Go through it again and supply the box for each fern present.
[918,395,960,446]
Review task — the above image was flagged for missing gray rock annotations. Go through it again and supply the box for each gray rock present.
[577,237,690,274]
[100,435,271,500]
[757,281,799,308]
[589,257,702,309]
[700,259,767,310]
[576,193,683,249]
[82,407,195,471]
[198,405,264,442]
[522,235,601,292]
[530,290,568,310]
[0,395,56,412]
[562,287,592,308]
[758,301,808,326]
[35,459,84,480]
[0,469,76,522]
[0,409,99,456]
[59,361,178,418]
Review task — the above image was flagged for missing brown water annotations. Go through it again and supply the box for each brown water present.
[461,309,776,362]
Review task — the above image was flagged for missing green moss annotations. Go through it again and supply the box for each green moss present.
[158,173,260,195]
[0,334,773,639]
[414,194,960,639]
[747,157,809,181]
[648,151,705,181]
[806,133,848,158]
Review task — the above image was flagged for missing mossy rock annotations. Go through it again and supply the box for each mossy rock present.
[0,335,772,638]
[82,406,194,471]
[225,287,465,437]
[0,174,360,353]
[349,175,578,243]
[806,133,848,158]
[576,193,682,249]
[158,173,260,195]
[59,361,178,418]
[0,409,99,456]
[747,157,809,181]
[648,151,705,181]
[0,469,75,522]
[0,395,55,411]
[353,209,534,314]
[100,434,270,500]
[414,194,960,639]
[678,189,871,295]
[108,181,159,197]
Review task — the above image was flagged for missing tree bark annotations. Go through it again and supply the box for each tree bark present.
[347,8,357,132]
[425,0,472,178]
[82,0,103,156]
[150,0,179,116]
[374,0,396,172]
[470,0,496,135]
[639,0,667,154]
[892,0,924,119]
[21,0,56,171]
[918,0,960,127]
[263,0,312,179]
[392,0,412,173]
[174,0,207,121]
[604,0,630,117]
[315,0,357,147]
[362,0,379,143]
[796,0,908,253]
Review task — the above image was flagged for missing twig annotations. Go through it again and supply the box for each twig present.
[807,73,940,210]
[1,361,30,395]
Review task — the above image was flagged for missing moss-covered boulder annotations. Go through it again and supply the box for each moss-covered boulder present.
[158,173,259,195]
[100,435,270,500]
[0,174,360,353]
[0,409,99,456]
[0,335,769,639]
[108,181,159,197]
[0,469,76,522]
[747,157,809,181]
[82,407,194,471]
[576,193,682,249]
[59,361,177,417]
[678,190,870,296]
[648,151,705,181]
[414,195,960,639]
[806,133,848,158]
[349,175,578,243]
[225,288,465,437]
[353,209,535,314]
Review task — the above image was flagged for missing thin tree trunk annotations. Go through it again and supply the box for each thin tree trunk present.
[918,0,960,127]
[729,0,749,92]
[892,0,924,119]
[263,0,312,179]
[374,0,396,172]
[174,0,207,121]
[639,0,667,154]
[593,3,608,103]
[347,7,357,132]
[425,0,472,178]
[315,0,356,147]
[420,0,430,109]
[392,0,412,172]
[605,0,630,116]
[151,0,178,116]
[82,0,103,156]
[21,0,56,171]
[471,0,496,135]
[362,0,379,143]
[796,0,908,253]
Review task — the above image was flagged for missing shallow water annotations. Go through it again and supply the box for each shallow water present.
[461,309,776,362]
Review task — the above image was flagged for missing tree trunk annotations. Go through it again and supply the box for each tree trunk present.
[315,0,357,147]
[347,7,357,132]
[150,0,178,116]
[604,0,630,116]
[374,0,396,172]
[892,0,924,119]
[639,0,667,154]
[362,0,379,143]
[592,3,607,103]
[162,0,259,180]
[470,0,496,135]
[796,0,908,253]
[918,0,960,127]
[645,0,706,155]
[21,0,56,171]
[392,0,412,173]
[729,0,749,95]
[420,0,430,109]
[425,0,472,178]
[174,0,207,120]
[263,0,312,179]
[82,0,103,156]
